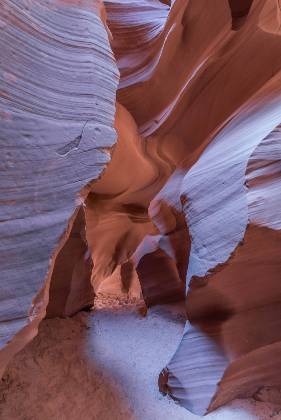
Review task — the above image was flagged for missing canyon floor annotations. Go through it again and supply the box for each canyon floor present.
[0,297,280,420]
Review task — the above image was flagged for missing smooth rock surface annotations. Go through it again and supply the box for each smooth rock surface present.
[0,0,118,376]
[1,0,281,416]
[104,0,281,414]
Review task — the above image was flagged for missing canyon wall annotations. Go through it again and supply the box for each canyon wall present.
[1,0,281,415]
[0,0,118,377]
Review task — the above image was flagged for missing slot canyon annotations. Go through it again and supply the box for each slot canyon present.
[1,0,281,419]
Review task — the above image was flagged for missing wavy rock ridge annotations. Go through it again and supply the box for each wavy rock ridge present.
[1,0,281,415]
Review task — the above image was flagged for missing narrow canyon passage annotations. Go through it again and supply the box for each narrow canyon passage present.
[0,298,279,420]
[2,0,281,418]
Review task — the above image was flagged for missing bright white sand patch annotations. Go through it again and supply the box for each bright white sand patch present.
[0,300,279,420]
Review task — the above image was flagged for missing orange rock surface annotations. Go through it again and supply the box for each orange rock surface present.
[1,0,281,415]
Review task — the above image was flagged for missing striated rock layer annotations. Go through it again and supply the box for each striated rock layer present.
[1,0,281,416]
[104,0,281,415]
[0,0,118,377]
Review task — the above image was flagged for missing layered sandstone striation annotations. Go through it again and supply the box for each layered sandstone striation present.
[1,0,281,416]
[0,0,118,377]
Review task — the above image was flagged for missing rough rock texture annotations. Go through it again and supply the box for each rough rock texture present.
[1,0,281,417]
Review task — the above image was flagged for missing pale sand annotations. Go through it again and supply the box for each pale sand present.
[0,299,280,420]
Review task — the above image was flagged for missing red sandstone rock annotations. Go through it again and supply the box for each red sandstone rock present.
[0,0,118,377]
[105,0,281,414]
[1,0,281,416]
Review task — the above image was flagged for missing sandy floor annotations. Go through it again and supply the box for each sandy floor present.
[0,299,280,420]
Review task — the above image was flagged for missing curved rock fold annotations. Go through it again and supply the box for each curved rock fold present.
[1,0,281,416]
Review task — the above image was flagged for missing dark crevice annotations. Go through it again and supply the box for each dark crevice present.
[228,0,254,30]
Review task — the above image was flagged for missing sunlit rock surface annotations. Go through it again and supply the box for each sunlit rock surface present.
[1,0,281,416]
